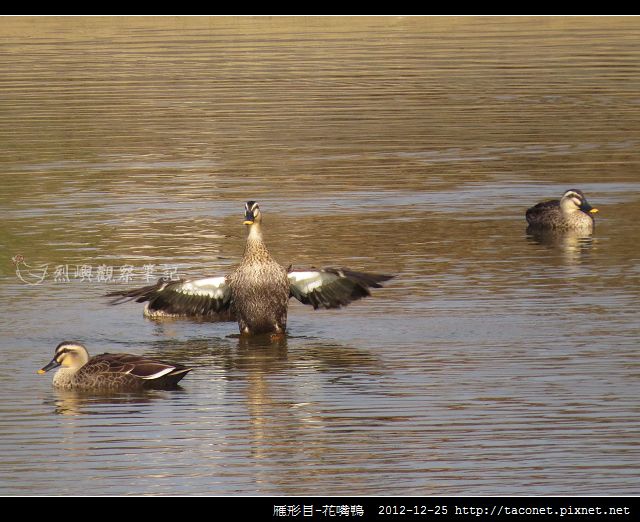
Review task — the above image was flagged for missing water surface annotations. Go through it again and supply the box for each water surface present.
[1,16,639,495]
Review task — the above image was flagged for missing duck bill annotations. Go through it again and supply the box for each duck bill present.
[589,208,599,214]
[243,211,255,225]
[38,358,60,374]
[580,201,597,214]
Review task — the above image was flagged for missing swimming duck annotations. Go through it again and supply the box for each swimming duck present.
[38,341,192,390]
[107,201,393,336]
[526,189,598,233]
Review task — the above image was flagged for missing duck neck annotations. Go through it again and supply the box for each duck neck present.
[52,367,77,387]
[244,223,271,259]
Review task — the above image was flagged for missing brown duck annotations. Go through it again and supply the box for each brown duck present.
[107,201,393,336]
[526,189,598,233]
[38,341,192,390]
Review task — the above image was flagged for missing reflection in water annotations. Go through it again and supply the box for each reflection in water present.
[138,335,390,492]
[526,227,596,265]
[48,389,165,417]
[1,17,640,495]
[231,337,389,492]
[235,338,293,472]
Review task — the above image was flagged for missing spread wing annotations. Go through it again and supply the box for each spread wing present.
[288,268,393,310]
[106,276,233,319]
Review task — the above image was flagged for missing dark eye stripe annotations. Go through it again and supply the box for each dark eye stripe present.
[55,346,78,358]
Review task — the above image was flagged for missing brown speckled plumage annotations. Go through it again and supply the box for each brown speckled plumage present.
[526,189,597,233]
[228,208,290,334]
[39,341,191,391]
[107,201,393,336]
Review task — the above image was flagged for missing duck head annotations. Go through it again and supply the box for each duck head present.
[38,341,90,374]
[243,201,262,225]
[560,189,598,215]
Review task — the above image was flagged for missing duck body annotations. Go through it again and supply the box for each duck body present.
[39,342,192,391]
[107,201,393,336]
[526,189,597,233]
[228,218,290,335]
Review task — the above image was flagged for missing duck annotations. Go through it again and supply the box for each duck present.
[526,189,598,233]
[107,201,393,336]
[38,341,192,390]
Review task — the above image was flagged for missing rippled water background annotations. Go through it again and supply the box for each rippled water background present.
[1,16,639,495]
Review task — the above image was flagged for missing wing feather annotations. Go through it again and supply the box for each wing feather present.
[289,268,393,310]
[80,353,191,383]
[106,276,234,319]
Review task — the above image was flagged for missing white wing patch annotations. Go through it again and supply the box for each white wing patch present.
[177,277,228,298]
[288,268,392,310]
[288,271,327,292]
[141,367,175,380]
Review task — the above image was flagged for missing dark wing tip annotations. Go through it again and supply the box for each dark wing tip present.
[325,268,394,288]
[106,277,176,304]
[106,276,233,319]
[290,267,393,310]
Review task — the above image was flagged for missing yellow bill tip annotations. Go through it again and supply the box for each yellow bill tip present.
[590,208,599,214]
[243,220,254,225]
[37,369,46,374]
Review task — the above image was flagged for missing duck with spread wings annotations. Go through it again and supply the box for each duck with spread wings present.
[107,201,393,336]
